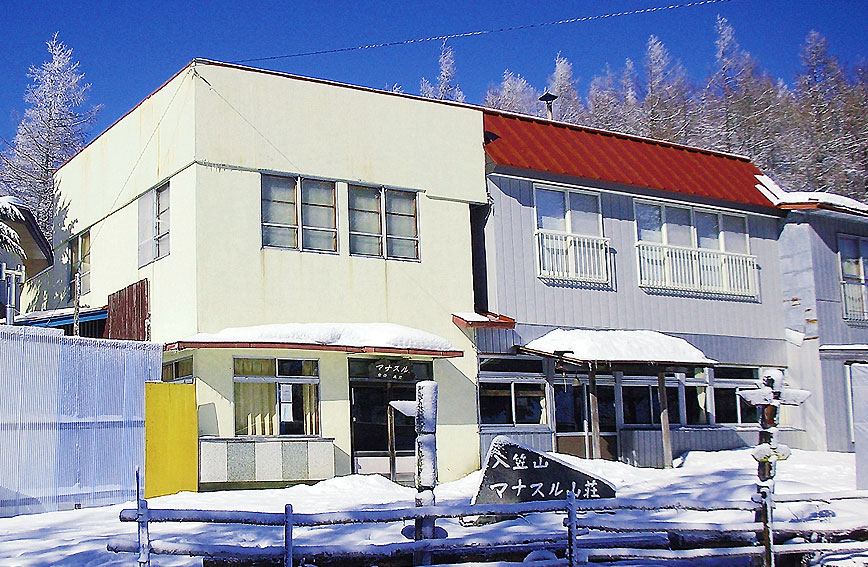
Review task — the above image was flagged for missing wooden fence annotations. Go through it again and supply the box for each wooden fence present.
[108,490,868,566]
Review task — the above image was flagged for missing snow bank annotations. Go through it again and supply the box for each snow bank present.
[525,328,715,364]
[183,322,456,352]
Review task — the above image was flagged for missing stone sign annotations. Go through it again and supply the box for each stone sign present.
[472,436,615,505]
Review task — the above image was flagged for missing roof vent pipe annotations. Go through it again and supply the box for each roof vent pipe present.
[539,92,558,120]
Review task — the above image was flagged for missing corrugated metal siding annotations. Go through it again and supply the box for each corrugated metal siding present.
[819,356,859,452]
[0,325,161,517]
[105,279,150,341]
[483,112,775,208]
[484,175,786,363]
[619,428,754,468]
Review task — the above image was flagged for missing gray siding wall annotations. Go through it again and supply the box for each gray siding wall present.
[483,174,786,365]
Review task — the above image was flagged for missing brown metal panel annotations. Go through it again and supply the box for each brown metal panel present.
[105,279,150,341]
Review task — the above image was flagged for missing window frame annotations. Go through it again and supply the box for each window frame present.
[534,185,603,237]
[69,230,91,297]
[478,356,549,428]
[838,234,868,321]
[347,184,421,261]
[138,182,170,268]
[162,357,194,384]
[260,173,338,254]
[634,200,750,254]
[232,356,321,437]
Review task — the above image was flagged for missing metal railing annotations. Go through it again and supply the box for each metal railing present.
[842,280,868,321]
[536,231,610,284]
[636,242,759,297]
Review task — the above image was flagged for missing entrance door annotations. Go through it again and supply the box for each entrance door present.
[350,381,416,481]
[554,381,618,460]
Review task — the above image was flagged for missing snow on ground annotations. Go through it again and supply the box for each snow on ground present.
[0,448,863,567]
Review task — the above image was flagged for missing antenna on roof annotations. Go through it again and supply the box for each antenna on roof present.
[539,92,558,120]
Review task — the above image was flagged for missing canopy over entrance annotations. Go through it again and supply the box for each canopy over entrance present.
[166,322,463,358]
[520,329,716,366]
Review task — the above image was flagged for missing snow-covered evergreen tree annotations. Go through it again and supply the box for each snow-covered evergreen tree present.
[0,34,100,237]
[641,35,694,143]
[420,41,465,102]
[0,198,24,257]
[484,70,541,116]
[547,54,585,124]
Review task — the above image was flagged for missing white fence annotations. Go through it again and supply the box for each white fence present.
[637,242,759,297]
[109,489,868,566]
[0,325,161,517]
[536,231,610,285]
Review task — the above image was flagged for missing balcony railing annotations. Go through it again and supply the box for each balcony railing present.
[636,242,758,298]
[842,280,868,321]
[535,230,610,284]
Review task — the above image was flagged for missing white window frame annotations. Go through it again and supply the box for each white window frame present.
[138,183,170,268]
[534,185,603,237]
[260,174,338,254]
[838,234,868,322]
[232,356,321,437]
[69,230,91,297]
[634,200,750,253]
[348,184,421,260]
[478,360,550,428]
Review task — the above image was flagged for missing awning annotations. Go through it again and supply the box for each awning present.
[520,329,716,366]
[452,311,516,329]
[165,322,463,358]
[7,306,108,327]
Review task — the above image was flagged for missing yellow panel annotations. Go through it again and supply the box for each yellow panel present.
[145,382,199,497]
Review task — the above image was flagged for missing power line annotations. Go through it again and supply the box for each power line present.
[233,0,732,64]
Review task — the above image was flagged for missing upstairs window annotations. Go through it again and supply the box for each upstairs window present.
[138,183,170,267]
[635,201,756,297]
[69,230,91,297]
[348,185,420,260]
[534,186,608,284]
[839,235,868,321]
[261,175,337,252]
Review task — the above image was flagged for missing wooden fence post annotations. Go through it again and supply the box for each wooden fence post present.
[284,504,293,567]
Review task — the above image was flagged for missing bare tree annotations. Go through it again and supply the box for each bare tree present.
[547,54,586,124]
[420,41,465,102]
[484,70,541,116]
[641,35,694,143]
[0,198,24,257]
[0,34,100,237]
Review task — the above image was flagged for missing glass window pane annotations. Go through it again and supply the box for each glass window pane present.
[536,189,566,231]
[479,383,512,425]
[696,212,720,250]
[279,383,319,435]
[636,204,663,243]
[685,386,708,425]
[263,225,297,248]
[386,214,417,237]
[349,186,380,212]
[666,207,692,247]
[350,386,388,451]
[351,234,383,256]
[177,358,193,378]
[840,237,861,279]
[262,175,296,203]
[515,384,547,425]
[301,179,335,206]
[666,386,681,425]
[597,385,617,431]
[302,204,336,229]
[622,386,652,424]
[235,382,278,435]
[554,384,584,433]
[738,390,760,424]
[350,209,381,234]
[722,215,748,253]
[302,229,337,252]
[568,193,600,235]
[714,387,738,423]
[234,358,276,377]
[385,190,415,215]
[262,200,296,225]
[386,237,418,259]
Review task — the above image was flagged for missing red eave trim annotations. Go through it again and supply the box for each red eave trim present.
[164,341,462,358]
[452,312,516,329]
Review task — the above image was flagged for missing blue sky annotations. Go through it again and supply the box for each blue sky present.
[1,0,866,143]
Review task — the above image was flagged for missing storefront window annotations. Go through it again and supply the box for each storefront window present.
[479,381,547,426]
[233,357,319,436]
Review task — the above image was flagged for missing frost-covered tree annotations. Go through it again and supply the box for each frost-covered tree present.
[0,198,24,257]
[484,70,541,116]
[0,34,100,237]
[420,41,465,102]
[547,54,585,123]
[790,31,864,196]
[587,59,641,134]
[641,35,694,143]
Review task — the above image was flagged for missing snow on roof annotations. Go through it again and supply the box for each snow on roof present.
[181,322,457,353]
[755,175,868,216]
[523,329,716,365]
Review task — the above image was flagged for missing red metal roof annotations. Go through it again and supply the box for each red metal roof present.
[483,112,775,208]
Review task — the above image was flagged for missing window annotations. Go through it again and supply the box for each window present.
[839,235,868,321]
[162,358,193,383]
[261,175,337,252]
[233,357,320,436]
[138,183,170,267]
[713,367,759,425]
[635,201,756,297]
[479,381,548,426]
[534,186,609,283]
[69,230,91,297]
[348,185,420,260]
[621,384,681,425]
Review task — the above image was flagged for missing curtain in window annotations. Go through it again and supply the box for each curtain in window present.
[234,382,278,435]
